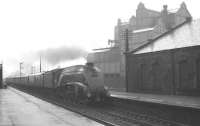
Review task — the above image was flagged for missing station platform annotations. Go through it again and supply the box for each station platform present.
[110,91,200,109]
[0,87,104,126]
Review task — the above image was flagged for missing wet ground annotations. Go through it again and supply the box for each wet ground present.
[0,87,104,126]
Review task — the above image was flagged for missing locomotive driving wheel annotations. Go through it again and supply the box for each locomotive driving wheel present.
[57,82,90,104]
[73,85,89,104]
[65,85,76,103]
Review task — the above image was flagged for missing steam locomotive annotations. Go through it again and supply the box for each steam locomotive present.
[6,63,109,103]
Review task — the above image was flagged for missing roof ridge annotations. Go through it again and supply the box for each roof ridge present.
[128,18,192,54]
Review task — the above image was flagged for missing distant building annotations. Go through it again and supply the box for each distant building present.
[87,2,192,91]
[115,2,191,52]
[134,18,200,54]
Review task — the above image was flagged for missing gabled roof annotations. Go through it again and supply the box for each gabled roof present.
[128,17,192,54]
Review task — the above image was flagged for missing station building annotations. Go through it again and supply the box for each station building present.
[127,18,200,95]
[87,2,192,91]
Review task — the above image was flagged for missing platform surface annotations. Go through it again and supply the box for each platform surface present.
[110,91,200,109]
[0,87,104,126]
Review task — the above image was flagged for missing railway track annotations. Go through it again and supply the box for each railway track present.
[111,97,200,126]
[95,105,187,126]
[10,85,190,126]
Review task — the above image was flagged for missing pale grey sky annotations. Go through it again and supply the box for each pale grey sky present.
[0,0,199,76]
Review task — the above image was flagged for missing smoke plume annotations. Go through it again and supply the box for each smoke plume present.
[38,46,88,65]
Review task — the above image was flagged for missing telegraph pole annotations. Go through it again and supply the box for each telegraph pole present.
[125,29,129,92]
[0,64,3,89]
[31,66,34,74]
[40,56,42,72]
[31,66,36,74]
[19,62,23,80]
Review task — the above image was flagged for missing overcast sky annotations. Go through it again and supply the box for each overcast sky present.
[0,0,199,77]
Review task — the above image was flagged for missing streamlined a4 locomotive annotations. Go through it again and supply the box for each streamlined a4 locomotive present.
[6,63,109,103]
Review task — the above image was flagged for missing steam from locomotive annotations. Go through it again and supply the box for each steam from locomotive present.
[7,46,88,77]
[37,46,88,65]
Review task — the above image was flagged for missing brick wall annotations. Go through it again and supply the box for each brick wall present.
[128,45,200,96]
